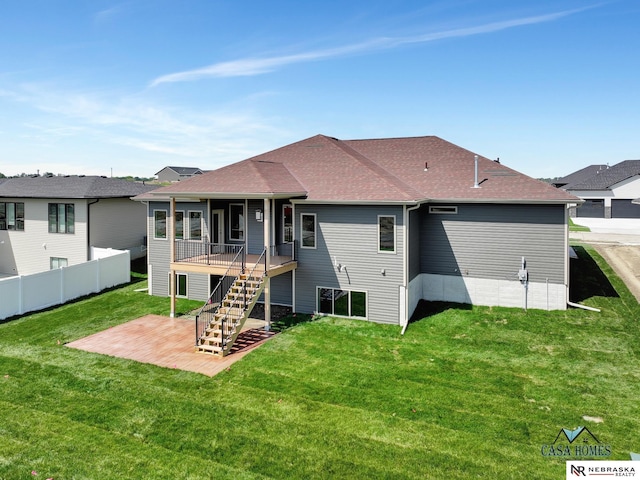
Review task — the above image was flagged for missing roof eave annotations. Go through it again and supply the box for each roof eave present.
[148,191,308,201]
[290,198,424,206]
[428,198,583,205]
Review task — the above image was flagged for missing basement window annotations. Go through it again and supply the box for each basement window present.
[429,206,458,214]
[317,287,367,319]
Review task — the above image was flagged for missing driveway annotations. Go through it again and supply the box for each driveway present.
[570,218,640,302]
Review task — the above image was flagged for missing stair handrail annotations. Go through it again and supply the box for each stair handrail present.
[195,246,245,345]
[215,247,267,351]
[242,247,267,309]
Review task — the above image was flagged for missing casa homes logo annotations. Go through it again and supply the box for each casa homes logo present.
[541,426,611,458]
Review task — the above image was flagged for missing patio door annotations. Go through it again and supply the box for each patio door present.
[211,209,225,253]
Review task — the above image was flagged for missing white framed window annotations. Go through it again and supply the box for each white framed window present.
[378,215,396,253]
[301,213,316,249]
[154,210,167,239]
[0,202,25,231]
[188,211,202,240]
[317,287,367,319]
[283,204,293,243]
[230,204,244,241]
[170,272,188,297]
[50,257,68,270]
[175,211,184,239]
[48,203,75,234]
[429,206,458,214]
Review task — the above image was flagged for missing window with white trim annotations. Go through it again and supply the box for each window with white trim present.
[189,211,202,240]
[154,210,167,239]
[175,211,184,239]
[317,287,367,319]
[301,213,316,248]
[283,204,293,242]
[48,203,75,234]
[429,206,458,214]
[177,273,187,297]
[378,215,395,253]
[50,257,68,269]
[0,202,24,231]
[230,204,244,241]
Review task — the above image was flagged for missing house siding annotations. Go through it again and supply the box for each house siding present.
[420,203,566,284]
[247,199,264,254]
[5,198,89,276]
[294,204,405,324]
[408,207,421,282]
[259,271,293,306]
[148,201,171,296]
[187,272,209,300]
[90,198,147,251]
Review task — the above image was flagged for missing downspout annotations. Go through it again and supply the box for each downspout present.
[402,201,425,335]
[87,199,100,261]
[564,204,600,312]
[292,202,296,314]
[567,301,600,312]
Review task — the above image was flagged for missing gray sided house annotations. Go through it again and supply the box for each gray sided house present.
[559,160,640,218]
[155,166,204,183]
[136,135,579,354]
[0,176,155,276]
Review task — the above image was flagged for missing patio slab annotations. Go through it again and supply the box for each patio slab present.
[66,314,276,376]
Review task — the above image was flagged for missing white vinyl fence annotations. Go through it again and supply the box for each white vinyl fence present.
[0,248,130,320]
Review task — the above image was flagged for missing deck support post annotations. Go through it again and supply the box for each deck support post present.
[264,198,271,331]
[169,197,176,318]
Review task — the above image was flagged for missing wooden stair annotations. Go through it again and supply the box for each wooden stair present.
[196,272,266,356]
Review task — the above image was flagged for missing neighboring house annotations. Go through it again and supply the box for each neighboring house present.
[155,166,204,183]
[561,160,640,218]
[552,164,608,189]
[136,134,579,355]
[0,175,156,276]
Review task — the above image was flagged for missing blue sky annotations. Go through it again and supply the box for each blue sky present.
[0,0,638,179]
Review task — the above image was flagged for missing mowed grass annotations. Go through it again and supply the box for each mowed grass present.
[569,218,591,232]
[1,245,639,479]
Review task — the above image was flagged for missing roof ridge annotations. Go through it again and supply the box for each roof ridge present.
[327,137,424,201]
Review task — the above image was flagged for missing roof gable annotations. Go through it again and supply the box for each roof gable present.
[147,134,579,204]
[155,166,203,176]
[553,164,608,188]
[565,160,640,191]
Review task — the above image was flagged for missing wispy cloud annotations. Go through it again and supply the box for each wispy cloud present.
[94,4,126,23]
[1,83,287,173]
[151,6,594,86]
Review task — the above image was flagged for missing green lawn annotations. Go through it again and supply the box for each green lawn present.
[1,246,639,479]
[569,218,591,231]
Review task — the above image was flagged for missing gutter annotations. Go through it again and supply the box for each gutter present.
[87,198,100,261]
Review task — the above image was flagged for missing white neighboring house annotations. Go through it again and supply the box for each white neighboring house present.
[0,175,156,276]
[155,166,204,183]
[560,160,640,218]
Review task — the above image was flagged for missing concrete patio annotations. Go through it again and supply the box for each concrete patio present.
[66,314,276,376]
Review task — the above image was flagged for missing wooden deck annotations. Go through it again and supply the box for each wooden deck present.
[171,254,297,277]
[66,314,276,376]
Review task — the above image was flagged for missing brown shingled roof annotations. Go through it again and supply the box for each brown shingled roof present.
[143,134,579,204]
